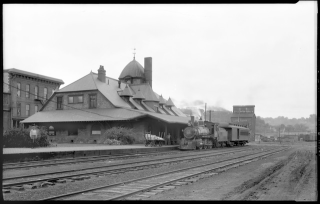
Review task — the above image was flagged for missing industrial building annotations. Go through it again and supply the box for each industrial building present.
[3,68,64,131]
[230,105,256,141]
[21,56,190,144]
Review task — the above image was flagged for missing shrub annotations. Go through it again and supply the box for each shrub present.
[3,126,51,148]
[103,139,122,145]
[103,127,135,145]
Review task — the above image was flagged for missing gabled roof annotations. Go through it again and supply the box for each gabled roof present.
[57,72,98,92]
[56,72,131,109]
[121,85,134,97]
[130,84,159,102]
[132,89,145,99]
[4,68,64,84]
[158,95,167,104]
[166,97,175,106]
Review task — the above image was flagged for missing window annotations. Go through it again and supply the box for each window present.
[48,126,55,136]
[89,94,97,108]
[35,86,38,99]
[68,95,83,104]
[44,88,48,99]
[91,124,101,135]
[17,83,21,97]
[35,105,38,113]
[57,96,63,110]
[17,103,21,116]
[26,104,30,116]
[26,84,30,98]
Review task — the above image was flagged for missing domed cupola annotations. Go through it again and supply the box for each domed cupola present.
[119,58,145,84]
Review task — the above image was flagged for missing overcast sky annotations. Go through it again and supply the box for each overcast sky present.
[3,3,317,119]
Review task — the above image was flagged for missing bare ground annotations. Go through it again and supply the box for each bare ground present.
[146,142,317,201]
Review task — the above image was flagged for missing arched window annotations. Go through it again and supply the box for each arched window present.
[91,124,102,135]
[48,126,55,136]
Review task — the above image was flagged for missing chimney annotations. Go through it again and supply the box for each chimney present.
[144,57,152,87]
[98,65,106,82]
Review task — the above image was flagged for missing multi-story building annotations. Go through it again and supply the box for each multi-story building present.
[21,56,189,144]
[3,68,64,130]
[230,105,256,141]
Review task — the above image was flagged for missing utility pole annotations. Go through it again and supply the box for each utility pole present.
[205,103,207,121]
[279,127,281,144]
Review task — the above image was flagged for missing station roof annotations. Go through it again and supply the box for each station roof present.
[4,68,64,84]
[22,107,190,124]
[21,108,145,123]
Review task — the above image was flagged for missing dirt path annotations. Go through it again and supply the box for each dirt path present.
[146,143,317,201]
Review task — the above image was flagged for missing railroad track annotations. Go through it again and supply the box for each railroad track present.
[3,149,180,170]
[3,146,265,190]
[40,146,290,200]
[3,146,250,170]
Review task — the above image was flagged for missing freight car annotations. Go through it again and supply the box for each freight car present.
[179,117,250,150]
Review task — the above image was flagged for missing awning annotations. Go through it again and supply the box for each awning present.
[21,108,145,123]
[21,107,190,125]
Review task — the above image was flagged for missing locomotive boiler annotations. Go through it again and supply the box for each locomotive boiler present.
[179,116,250,150]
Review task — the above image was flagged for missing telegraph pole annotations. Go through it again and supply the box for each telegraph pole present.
[279,127,281,144]
[205,103,207,121]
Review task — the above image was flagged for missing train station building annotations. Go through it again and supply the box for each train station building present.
[21,56,190,144]
[230,105,256,141]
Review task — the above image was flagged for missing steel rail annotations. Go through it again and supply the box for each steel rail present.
[3,147,264,187]
[3,146,251,170]
[3,149,181,170]
[40,147,290,200]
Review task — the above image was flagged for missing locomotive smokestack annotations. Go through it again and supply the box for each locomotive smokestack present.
[144,57,152,87]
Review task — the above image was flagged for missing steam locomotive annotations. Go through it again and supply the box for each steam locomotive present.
[179,117,250,150]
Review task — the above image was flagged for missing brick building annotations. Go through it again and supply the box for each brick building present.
[21,56,189,144]
[3,68,64,131]
[230,105,256,141]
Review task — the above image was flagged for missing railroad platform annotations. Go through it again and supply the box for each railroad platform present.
[2,144,179,163]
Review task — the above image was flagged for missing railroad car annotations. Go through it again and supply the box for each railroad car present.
[179,117,250,150]
[304,133,316,142]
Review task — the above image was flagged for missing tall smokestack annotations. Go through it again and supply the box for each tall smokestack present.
[191,116,195,126]
[144,57,152,87]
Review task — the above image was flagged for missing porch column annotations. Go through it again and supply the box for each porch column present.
[176,125,180,144]
[165,124,167,137]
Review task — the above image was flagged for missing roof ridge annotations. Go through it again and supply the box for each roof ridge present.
[90,71,99,89]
